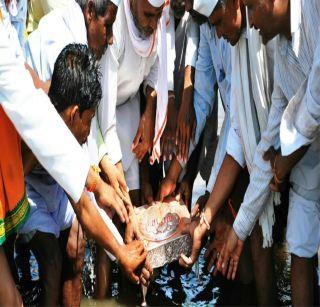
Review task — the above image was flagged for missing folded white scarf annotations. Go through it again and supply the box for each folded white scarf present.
[231,12,280,248]
[124,0,169,164]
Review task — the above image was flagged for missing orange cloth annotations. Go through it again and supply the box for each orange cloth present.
[0,106,29,245]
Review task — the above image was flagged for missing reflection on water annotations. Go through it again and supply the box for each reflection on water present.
[80,241,291,306]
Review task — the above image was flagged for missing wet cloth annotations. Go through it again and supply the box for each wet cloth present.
[233,0,320,246]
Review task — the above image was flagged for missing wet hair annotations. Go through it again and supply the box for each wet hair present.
[76,0,111,16]
[48,43,102,115]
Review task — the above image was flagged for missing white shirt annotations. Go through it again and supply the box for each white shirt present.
[234,0,320,241]
[0,20,90,203]
[98,2,158,167]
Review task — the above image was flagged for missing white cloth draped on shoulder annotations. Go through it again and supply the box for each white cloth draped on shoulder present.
[231,12,280,247]
[25,0,87,81]
[123,0,169,164]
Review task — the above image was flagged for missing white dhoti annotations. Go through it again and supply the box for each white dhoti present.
[116,93,141,191]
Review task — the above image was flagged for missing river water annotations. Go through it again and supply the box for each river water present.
[22,101,292,306]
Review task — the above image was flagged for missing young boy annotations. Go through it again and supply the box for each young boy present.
[19,43,102,306]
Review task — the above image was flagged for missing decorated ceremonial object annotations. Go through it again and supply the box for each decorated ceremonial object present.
[134,200,192,269]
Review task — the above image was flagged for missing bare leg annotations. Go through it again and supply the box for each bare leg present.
[95,245,111,299]
[250,224,277,306]
[0,246,22,306]
[60,219,85,307]
[291,254,315,306]
[29,231,62,306]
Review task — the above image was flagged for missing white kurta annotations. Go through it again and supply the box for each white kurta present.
[0,19,90,203]
[24,0,106,166]
[98,2,158,189]
[21,0,124,253]
[233,0,320,242]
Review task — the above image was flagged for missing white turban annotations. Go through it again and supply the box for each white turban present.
[148,0,165,8]
[193,0,218,17]
[111,0,122,6]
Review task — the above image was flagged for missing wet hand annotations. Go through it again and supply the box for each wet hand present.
[204,217,231,275]
[140,260,153,287]
[118,240,147,284]
[179,219,207,269]
[216,228,244,280]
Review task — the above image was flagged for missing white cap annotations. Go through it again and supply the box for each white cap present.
[148,0,165,8]
[193,0,218,17]
[111,0,121,6]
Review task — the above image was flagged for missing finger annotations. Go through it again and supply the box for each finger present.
[141,267,151,280]
[132,130,141,151]
[137,250,147,264]
[227,258,233,280]
[207,250,217,273]
[191,203,199,218]
[129,271,140,284]
[140,276,148,287]
[114,204,126,223]
[269,181,280,192]
[216,245,225,272]
[231,259,239,280]
[125,223,134,244]
[179,253,193,268]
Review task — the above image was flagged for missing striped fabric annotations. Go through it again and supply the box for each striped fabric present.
[234,0,320,241]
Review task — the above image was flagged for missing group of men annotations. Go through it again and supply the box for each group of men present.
[1,0,320,305]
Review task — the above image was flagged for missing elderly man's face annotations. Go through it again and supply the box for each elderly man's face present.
[171,0,185,19]
[209,0,243,46]
[132,0,163,38]
[243,0,281,44]
[86,1,118,59]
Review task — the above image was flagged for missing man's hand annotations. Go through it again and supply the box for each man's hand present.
[94,178,129,224]
[176,178,192,209]
[140,260,153,287]
[100,156,131,207]
[125,205,142,243]
[141,181,154,205]
[176,85,196,163]
[204,217,231,274]
[132,87,156,162]
[179,219,207,268]
[216,228,244,280]
[158,176,177,202]
[161,94,177,161]
[263,146,288,192]
[191,191,210,218]
[117,240,147,284]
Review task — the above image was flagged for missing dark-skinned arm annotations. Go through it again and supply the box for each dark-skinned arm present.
[132,85,156,162]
